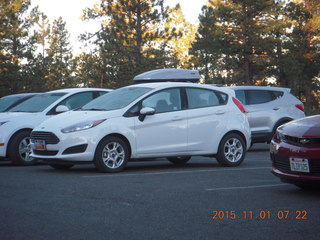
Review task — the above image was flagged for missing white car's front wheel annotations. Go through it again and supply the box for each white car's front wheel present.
[8,130,37,166]
[94,136,129,173]
[216,133,246,167]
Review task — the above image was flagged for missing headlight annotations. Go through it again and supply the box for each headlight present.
[61,119,106,133]
[0,121,8,127]
[276,130,285,142]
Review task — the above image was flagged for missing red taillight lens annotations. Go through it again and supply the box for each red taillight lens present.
[232,97,246,113]
[295,104,304,112]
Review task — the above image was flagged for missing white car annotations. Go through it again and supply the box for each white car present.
[0,88,111,165]
[30,82,251,173]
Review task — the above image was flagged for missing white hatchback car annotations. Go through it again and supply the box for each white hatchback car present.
[30,82,251,173]
[0,88,111,165]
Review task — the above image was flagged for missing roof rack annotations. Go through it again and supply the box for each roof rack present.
[133,69,200,83]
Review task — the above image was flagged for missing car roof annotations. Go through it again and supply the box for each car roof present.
[126,82,235,95]
[228,86,291,92]
[1,93,40,99]
[48,88,112,94]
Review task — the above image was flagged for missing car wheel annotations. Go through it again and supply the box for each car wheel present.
[49,164,74,170]
[8,130,37,166]
[167,156,191,164]
[294,183,320,190]
[94,136,129,173]
[216,133,246,167]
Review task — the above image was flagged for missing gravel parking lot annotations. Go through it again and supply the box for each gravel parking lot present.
[0,144,319,240]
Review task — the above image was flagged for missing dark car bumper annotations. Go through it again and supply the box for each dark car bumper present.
[270,140,320,185]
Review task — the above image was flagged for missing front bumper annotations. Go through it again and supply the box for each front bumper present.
[270,140,320,184]
[30,131,98,162]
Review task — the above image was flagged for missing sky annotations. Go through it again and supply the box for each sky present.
[30,0,207,54]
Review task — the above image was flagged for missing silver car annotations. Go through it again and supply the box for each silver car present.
[229,86,305,144]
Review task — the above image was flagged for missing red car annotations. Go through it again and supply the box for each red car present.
[270,115,320,189]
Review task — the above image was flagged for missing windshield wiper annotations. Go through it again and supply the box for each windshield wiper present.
[82,108,106,111]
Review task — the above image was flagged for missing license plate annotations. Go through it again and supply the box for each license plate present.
[32,140,46,151]
[290,157,310,173]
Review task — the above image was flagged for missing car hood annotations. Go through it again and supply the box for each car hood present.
[0,112,39,122]
[35,110,123,131]
[279,115,320,138]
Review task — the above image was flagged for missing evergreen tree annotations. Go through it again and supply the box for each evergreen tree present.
[163,4,197,68]
[0,0,32,96]
[191,0,276,85]
[46,17,73,90]
[82,0,176,88]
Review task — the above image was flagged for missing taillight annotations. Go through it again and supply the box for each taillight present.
[232,97,246,113]
[295,104,304,112]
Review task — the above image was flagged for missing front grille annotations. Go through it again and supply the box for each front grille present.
[273,155,320,175]
[283,135,320,146]
[31,131,59,144]
[33,150,58,156]
[62,144,87,155]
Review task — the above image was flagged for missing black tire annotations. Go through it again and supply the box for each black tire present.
[294,183,320,190]
[167,156,191,165]
[49,164,74,170]
[8,130,37,166]
[94,136,129,173]
[216,133,246,167]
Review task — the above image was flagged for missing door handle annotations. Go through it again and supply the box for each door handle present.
[172,116,183,121]
[214,110,226,115]
[273,107,280,111]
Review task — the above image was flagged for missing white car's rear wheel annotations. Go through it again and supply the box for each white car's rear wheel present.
[216,133,246,167]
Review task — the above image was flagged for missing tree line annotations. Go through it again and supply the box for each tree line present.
[0,0,319,113]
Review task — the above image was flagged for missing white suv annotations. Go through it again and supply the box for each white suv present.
[30,82,251,173]
[0,88,111,165]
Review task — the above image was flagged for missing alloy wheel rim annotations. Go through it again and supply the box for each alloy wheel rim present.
[102,142,125,169]
[223,138,243,162]
[19,137,33,162]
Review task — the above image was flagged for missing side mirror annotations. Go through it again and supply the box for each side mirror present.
[56,105,70,113]
[139,107,155,122]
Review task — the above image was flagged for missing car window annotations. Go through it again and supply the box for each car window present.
[186,88,227,109]
[97,91,108,97]
[0,96,21,112]
[271,91,284,98]
[235,90,246,105]
[247,90,275,105]
[59,92,94,110]
[142,88,181,113]
[82,87,152,111]
[8,93,65,113]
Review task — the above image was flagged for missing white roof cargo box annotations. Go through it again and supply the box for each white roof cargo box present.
[133,69,200,83]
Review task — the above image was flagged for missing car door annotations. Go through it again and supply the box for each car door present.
[242,90,280,134]
[134,88,188,155]
[186,87,228,153]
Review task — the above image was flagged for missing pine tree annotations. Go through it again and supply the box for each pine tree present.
[0,0,32,96]
[46,17,73,90]
[191,0,276,85]
[82,0,176,88]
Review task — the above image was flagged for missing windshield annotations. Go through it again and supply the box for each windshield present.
[82,87,152,111]
[0,96,21,112]
[8,93,66,113]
